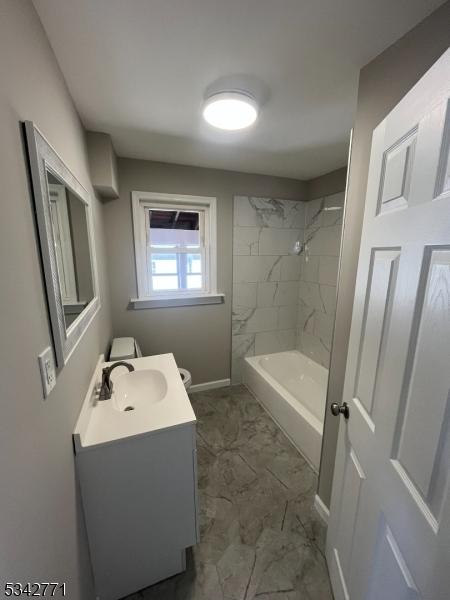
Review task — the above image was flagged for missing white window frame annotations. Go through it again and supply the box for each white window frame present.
[48,183,78,304]
[131,191,223,309]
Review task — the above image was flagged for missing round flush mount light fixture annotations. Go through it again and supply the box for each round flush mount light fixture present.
[202,91,258,131]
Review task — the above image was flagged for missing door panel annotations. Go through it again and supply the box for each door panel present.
[327,50,450,600]
[378,128,416,214]
[354,249,401,418]
[392,248,450,517]
[336,448,366,578]
[366,519,420,600]
[435,101,450,196]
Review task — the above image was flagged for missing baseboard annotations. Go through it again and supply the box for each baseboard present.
[189,378,231,393]
[314,494,330,525]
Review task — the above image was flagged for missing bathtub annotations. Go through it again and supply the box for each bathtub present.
[243,350,328,471]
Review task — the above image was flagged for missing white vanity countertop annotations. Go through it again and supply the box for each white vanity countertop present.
[73,353,196,451]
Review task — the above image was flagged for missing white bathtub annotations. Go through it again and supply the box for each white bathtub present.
[243,350,328,471]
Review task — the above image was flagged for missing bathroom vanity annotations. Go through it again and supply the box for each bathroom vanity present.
[73,354,199,600]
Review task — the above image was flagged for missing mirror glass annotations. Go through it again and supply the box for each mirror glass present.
[46,170,94,329]
[25,121,100,367]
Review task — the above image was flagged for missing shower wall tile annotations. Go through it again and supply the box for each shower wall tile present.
[277,281,300,306]
[257,281,299,307]
[280,256,302,280]
[324,192,346,216]
[297,302,315,334]
[231,333,255,384]
[296,191,344,368]
[232,195,305,383]
[314,311,335,350]
[233,283,257,308]
[307,224,342,256]
[319,284,338,316]
[301,255,320,283]
[278,305,298,329]
[259,228,302,255]
[233,227,261,255]
[234,255,282,283]
[254,329,296,355]
[232,191,344,380]
[256,282,278,307]
[297,331,330,368]
[234,196,305,229]
[298,281,326,312]
[305,198,324,229]
[304,193,343,258]
[232,333,255,357]
[318,256,340,285]
[232,306,278,334]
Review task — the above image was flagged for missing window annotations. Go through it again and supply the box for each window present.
[148,209,203,292]
[132,192,220,307]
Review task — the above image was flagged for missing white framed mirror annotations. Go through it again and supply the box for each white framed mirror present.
[25,121,100,367]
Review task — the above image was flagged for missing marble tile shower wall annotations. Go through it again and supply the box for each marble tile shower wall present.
[232,196,305,383]
[297,192,345,368]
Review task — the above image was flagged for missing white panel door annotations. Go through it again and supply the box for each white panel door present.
[327,49,450,600]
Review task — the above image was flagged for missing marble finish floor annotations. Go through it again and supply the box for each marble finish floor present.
[125,386,333,600]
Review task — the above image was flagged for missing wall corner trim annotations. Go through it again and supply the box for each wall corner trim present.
[314,493,330,525]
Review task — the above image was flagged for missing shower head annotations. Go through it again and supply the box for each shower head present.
[290,240,303,255]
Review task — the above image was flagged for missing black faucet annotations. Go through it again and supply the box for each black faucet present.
[98,361,135,401]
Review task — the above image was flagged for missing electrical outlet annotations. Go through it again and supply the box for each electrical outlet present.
[38,346,56,398]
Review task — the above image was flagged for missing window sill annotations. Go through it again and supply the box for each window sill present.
[129,293,225,309]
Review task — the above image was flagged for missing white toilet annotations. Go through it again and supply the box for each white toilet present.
[178,368,192,389]
[109,337,192,390]
[109,337,142,361]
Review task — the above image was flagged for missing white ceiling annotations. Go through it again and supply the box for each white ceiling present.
[33,0,443,180]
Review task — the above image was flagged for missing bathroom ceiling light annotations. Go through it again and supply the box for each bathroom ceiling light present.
[202,91,258,131]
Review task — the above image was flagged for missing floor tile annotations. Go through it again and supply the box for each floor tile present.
[123,386,332,600]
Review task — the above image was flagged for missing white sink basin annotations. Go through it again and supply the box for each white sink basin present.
[112,369,167,412]
[73,353,196,449]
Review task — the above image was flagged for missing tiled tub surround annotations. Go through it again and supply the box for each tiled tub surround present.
[297,192,345,368]
[232,196,305,383]
[232,193,344,381]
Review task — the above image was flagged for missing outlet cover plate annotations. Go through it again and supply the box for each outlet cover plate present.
[38,346,56,398]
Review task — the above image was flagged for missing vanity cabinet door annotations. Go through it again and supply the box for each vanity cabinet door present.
[76,422,198,600]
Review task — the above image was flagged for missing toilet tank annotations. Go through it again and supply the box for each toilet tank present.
[109,337,142,361]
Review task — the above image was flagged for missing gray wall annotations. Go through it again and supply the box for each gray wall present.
[0,1,111,596]
[306,167,347,201]
[104,158,306,384]
[318,0,450,509]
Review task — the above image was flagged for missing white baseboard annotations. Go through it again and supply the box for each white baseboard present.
[314,494,330,525]
[189,378,231,393]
